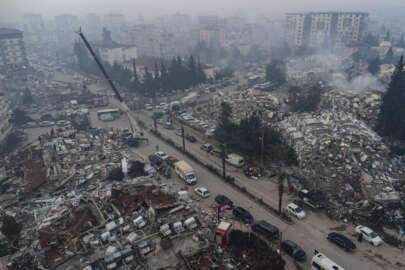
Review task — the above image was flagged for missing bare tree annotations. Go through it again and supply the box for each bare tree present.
[278,170,286,215]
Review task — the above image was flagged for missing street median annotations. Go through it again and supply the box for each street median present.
[146,125,293,225]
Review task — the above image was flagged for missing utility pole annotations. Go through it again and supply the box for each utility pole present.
[153,116,157,133]
[220,143,227,179]
[181,124,186,152]
[278,170,285,215]
[260,128,265,168]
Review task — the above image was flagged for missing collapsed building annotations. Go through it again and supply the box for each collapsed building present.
[278,110,404,205]
[212,88,282,124]
[320,89,382,128]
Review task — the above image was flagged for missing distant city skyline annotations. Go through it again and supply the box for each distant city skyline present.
[1,0,404,23]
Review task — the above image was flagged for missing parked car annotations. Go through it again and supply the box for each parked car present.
[355,225,383,246]
[210,148,222,157]
[233,206,254,224]
[155,151,169,160]
[166,156,179,167]
[286,203,306,219]
[252,220,279,239]
[186,134,197,143]
[194,187,210,198]
[327,232,356,252]
[200,143,213,152]
[148,154,164,169]
[214,194,233,208]
[281,240,306,261]
[175,129,182,136]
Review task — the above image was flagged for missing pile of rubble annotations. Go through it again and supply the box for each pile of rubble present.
[278,110,405,203]
[1,120,287,269]
[212,88,282,124]
[320,90,382,128]
[184,229,285,270]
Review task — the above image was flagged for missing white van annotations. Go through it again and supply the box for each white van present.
[226,154,245,168]
[311,250,344,270]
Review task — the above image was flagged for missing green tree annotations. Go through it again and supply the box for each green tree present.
[215,102,234,143]
[398,34,405,48]
[367,57,381,75]
[265,60,286,87]
[21,89,34,105]
[143,66,154,97]
[1,215,22,239]
[73,41,90,70]
[197,58,206,83]
[377,55,405,140]
[10,109,32,126]
[385,30,391,42]
[108,167,125,181]
[363,33,380,47]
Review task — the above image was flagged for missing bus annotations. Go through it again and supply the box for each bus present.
[97,108,120,121]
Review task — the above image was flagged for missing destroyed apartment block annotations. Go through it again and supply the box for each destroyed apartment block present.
[320,89,382,128]
[278,110,405,203]
[212,88,281,124]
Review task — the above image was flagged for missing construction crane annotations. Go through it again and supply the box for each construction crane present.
[76,28,139,135]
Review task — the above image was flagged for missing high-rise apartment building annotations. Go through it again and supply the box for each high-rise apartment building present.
[0,28,28,71]
[54,14,79,48]
[23,14,44,34]
[286,12,369,49]
[199,27,225,48]
[0,93,11,144]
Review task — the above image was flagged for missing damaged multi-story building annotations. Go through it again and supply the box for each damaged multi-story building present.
[286,12,369,49]
[0,28,28,72]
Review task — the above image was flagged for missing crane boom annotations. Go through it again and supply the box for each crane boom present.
[76,28,138,134]
[76,29,123,102]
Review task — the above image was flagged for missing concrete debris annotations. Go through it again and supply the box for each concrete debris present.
[320,90,382,128]
[0,113,285,269]
[278,110,405,205]
[212,88,283,124]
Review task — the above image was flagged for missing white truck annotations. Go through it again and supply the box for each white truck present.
[174,161,197,184]
[225,153,245,168]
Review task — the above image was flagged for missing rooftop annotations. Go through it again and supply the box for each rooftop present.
[0,28,22,35]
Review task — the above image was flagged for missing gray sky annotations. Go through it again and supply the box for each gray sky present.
[1,0,402,21]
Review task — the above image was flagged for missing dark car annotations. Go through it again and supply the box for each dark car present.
[252,220,279,239]
[210,149,222,157]
[281,240,306,261]
[233,206,254,224]
[327,232,356,252]
[148,154,164,168]
[186,134,197,143]
[166,156,179,167]
[200,143,213,152]
[214,194,233,208]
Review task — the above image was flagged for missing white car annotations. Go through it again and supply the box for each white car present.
[155,151,169,160]
[194,187,210,198]
[286,203,306,219]
[355,225,383,246]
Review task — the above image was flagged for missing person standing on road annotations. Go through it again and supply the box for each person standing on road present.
[156,144,159,151]
[358,233,363,242]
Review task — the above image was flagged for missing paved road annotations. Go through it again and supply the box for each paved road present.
[55,70,404,270]
[135,112,405,270]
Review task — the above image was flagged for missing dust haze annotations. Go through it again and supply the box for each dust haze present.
[1,0,403,21]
